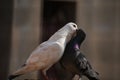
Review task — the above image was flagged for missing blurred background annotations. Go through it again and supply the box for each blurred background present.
[0,0,120,80]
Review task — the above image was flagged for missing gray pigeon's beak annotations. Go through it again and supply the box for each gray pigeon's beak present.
[76,28,85,34]
[76,29,79,32]
[74,29,79,36]
[72,29,77,37]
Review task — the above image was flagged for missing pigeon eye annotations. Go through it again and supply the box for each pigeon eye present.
[73,24,77,28]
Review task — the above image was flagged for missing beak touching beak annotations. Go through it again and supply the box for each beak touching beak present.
[73,29,79,37]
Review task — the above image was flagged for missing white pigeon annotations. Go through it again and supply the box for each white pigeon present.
[8,22,78,80]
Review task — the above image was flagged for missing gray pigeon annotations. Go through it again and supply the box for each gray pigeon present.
[60,29,100,80]
[8,22,78,80]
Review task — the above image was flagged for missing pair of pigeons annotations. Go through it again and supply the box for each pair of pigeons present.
[8,22,99,80]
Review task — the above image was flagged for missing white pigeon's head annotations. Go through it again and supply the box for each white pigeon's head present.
[63,22,78,42]
[57,22,78,34]
[65,22,78,32]
[48,22,78,42]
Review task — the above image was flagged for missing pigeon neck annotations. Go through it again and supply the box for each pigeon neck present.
[74,43,80,49]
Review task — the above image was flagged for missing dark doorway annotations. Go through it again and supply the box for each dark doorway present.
[42,0,76,41]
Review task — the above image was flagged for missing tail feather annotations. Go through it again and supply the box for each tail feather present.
[84,70,100,80]
[8,74,21,80]
[8,64,34,80]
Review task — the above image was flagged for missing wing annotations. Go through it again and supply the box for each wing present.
[75,51,100,80]
[26,42,62,69]
[75,50,88,73]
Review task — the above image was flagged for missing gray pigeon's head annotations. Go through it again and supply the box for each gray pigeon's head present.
[74,29,86,45]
